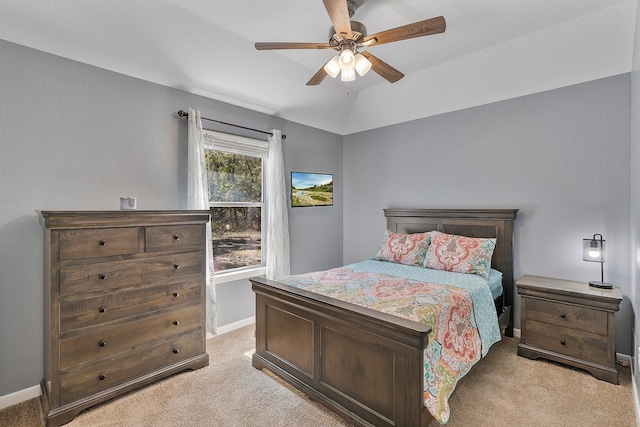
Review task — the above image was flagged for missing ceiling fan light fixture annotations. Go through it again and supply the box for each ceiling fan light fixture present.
[354,53,372,76]
[339,47,355,70]
[340,67,356,82]
[324,55,341,78]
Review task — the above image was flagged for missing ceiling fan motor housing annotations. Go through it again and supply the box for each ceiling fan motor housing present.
[329,20,367,47]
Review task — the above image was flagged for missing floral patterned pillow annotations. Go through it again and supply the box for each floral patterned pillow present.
[423,231,496,278]
[372,230,432,266]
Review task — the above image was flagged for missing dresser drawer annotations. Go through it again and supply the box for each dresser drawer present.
[60,260,142,297]
[524,319,609,366]
[59,252,202,297]
[60,279,202,333]
[146,224,204,252]
[143,252,204,283]
[60,228,139,260]
[524,298,608,336]
[60,330,203,405]
[60,305,202,370]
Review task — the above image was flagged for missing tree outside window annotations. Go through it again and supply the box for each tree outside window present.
[206,149,264,272]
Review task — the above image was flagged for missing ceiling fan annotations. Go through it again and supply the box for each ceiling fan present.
[254,0,446,86]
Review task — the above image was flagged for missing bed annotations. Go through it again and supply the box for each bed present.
[250,208,518,427]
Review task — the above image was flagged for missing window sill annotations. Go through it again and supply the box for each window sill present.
[213,266,266,285]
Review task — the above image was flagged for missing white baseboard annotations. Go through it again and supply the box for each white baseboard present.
[0,384,40,411]
[207,316,255,339]
[512,328,521,340]
[618,353,633,367]
[633,370,640,427]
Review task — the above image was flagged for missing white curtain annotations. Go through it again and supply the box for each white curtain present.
[266,129,291,281]
[187,108,217,336]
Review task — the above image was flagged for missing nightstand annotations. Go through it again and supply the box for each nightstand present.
[516,275,622,384]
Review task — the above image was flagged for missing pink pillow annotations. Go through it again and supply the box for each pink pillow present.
[372,230,431,266]
[424,231,496,278]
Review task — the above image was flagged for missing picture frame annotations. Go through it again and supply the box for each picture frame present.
[291,172,333,207]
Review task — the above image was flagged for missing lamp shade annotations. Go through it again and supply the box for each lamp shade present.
[339,48,355,70]
[354,53,372,76]
[582,233,611,289]
[340,67,356,82]
[324,55,340,78]
[583,235,605,262]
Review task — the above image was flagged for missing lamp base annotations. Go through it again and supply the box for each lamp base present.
[589,281,613,289]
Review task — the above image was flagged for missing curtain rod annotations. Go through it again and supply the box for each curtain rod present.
[177,110,286,139]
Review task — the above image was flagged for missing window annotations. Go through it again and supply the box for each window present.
[203,130,269,274]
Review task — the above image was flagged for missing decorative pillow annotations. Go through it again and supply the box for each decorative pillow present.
[423,231,496,278]
[372,230,431,266]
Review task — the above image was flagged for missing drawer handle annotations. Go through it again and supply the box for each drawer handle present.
[98,340,107,347]
[560,340,566,346]
[99,240,107,246]
[173,320,180,326]
[173,348,180,354]
[173,292,180,298]
[98,374,106,381]
[173,235,180,241]
[99,306,107,313]
[98,274,107,280]
[560,313,566,319]
[173,264,180,270]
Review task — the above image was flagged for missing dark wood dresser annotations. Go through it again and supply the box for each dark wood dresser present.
[516,274,622,384]
[39,210,211,426]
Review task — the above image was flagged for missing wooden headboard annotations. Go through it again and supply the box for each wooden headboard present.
[384,208,519,336]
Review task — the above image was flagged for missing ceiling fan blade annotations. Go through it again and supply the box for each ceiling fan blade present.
[255,42,332,50]
[322,0,352,40]
[361,16,446,47]
[306,64,329,86]
[361,51,404,83]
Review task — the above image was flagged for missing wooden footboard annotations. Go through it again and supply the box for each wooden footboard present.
[251,276,434,427]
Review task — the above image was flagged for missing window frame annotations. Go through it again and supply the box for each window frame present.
[202,129,268,283]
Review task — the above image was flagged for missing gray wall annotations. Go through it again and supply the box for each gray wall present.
[0,39,343,397]
[630,0,640,401]
[631,66,639,403]
[343,74,633,355]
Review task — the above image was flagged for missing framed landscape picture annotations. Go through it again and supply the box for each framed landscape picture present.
[291,172,333,207]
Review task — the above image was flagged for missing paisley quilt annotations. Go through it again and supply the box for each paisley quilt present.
[279,260,501,424]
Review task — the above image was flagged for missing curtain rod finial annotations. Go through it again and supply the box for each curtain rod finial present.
[178,110,188,117]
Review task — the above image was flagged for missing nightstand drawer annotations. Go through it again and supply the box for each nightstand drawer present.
[525,319,609,366]
[525,298,607,336]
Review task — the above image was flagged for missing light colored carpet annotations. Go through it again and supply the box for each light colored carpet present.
[0,324,636,426]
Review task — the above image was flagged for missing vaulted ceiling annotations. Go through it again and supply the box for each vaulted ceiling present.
[0,0,636,135]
